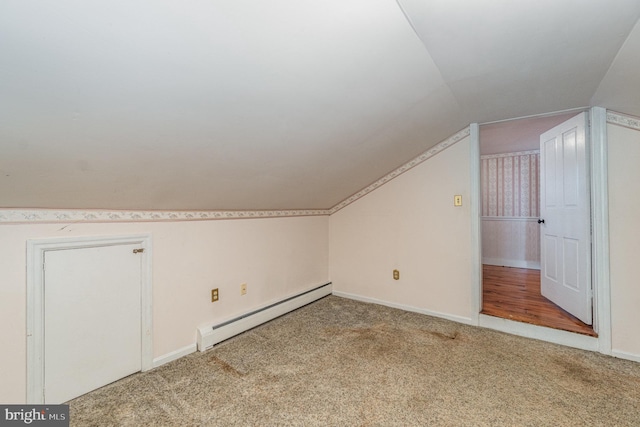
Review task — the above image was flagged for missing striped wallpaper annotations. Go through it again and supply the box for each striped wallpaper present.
[481,150,540,217]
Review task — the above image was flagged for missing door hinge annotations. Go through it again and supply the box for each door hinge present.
[133,248,145,254]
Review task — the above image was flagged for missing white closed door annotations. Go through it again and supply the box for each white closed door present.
[44,244,142,403]
[539,112,592,325]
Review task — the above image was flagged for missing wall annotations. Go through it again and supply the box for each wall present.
[330,136,473,322]
[0,215,329,403]
[480,150,540,269]
[2,116,637,403]
[608,123,640,357]
[480,151,539,218]
[481,218,540,269]
[330,117,640,362]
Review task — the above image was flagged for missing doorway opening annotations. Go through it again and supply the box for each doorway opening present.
[478,112,596,337]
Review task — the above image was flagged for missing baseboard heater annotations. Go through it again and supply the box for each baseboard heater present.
[197,282,332,351]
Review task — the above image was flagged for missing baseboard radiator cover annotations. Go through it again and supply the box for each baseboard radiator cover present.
[197,282,332,351]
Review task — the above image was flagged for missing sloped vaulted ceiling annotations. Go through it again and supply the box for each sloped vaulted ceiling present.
[1,0,639,211]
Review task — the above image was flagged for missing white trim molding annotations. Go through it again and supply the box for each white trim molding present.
[591,107,612,354]
[152,344,198,369]
[480,149,540,159]
[481,216,540,221]
[478,314,599,352]
[329,126,471,214]
[606,111,640,131]
[26,234,153,404]
[0,209,329,224]
[469,123,482,324]
[611,350,640,364]
[333,291,476,326]
[482,258,540,270]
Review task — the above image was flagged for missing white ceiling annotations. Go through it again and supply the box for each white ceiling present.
[1,0,639,210]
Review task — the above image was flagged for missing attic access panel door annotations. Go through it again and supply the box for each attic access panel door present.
[44,244,142,403]
[539,112,592,325]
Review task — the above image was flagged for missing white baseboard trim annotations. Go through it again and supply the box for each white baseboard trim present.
[197,282,332,351]
[483,258,540,270]
[332,291,475,326]
[152,343,197,369]
[611,350,640,363]
[479,314,598,352]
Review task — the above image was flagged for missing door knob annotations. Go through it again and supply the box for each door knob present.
[538,219,545,224]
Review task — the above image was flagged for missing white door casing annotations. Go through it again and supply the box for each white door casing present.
[539,113,592,325]
[473,107,609,354]
[26,235,153,404]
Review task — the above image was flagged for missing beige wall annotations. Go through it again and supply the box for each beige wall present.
[608,123,640,357]
[330,137,474,321]
[2,119,638,403]
[330,121,640,361]
[0,216,329,403]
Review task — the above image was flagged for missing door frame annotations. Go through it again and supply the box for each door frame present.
[26,234,153,404]
[470,106,611,355]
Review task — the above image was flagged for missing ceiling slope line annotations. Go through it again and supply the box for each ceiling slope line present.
[591,16,640,108]
[394,0,421,44]
[7,111,633,225]
[479,107,590,126]
[393,0,451,95]
[329,126,471,214]
[9,112,632,225]
[0,126,471,224]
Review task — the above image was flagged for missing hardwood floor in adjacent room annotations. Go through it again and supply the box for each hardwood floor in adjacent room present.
[481,264,597,337]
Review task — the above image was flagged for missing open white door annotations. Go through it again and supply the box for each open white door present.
[539,112,592,325]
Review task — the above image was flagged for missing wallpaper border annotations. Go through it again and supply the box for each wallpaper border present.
[607,111,640,131]
[0,125,468,223]
[0,209,330,224]
[329,126,471,214]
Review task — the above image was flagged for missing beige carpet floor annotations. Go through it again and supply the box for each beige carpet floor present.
[69,296,640,426]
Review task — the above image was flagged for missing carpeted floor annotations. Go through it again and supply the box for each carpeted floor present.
[69,296,640,426]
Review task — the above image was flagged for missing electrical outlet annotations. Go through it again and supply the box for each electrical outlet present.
[211,288,219,302]
[393,269,400,280]
[240,283,247,295]
[454,195,462,206]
